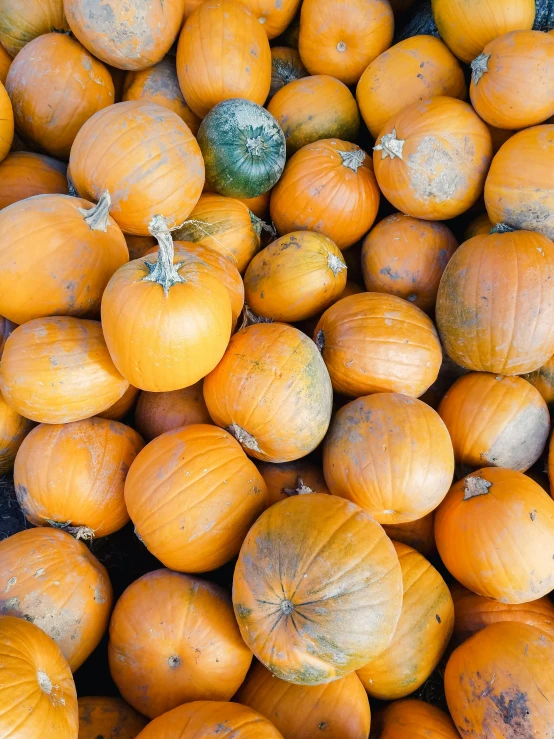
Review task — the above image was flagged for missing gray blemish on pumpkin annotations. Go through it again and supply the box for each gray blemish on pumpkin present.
[463,476,492,500]
[37,671,52,694]
[482,403,550,471]
[227,424,261,452]
[407,136,464,203]
[471,53,490,85]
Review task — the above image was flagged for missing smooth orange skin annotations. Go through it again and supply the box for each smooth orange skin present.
[97,384,140,421]
[297,279,364,339]
[236,0,301,39]
[267,75,360,155]
[383,511,436,558]
[485,124,554,241]
[486,123,515,153]
[268,46,308,100]
[123,58,200,135]
[464,212,493,239]
[78,697,147,739]
[0,317,129,424]
[125,425,267,573]
[0,528,112,671]
[6,33,114,159]
[0,152,68,210]
[237,662,371,739]
[183,0,204,20]
[0,44,9,83]
[237,190,270,219]
[439,373,550,473]
[124,234,157,260]
[361,214,457,313]
[522,353,554,406]
[445,622,554,737]
[324,394,454,524]
[0,616,78,739]
[70,102,205,236]
[271,139,379,250]
[376,699,459,739]
[134,383,211,441]
[257,459,329,508]
[0,0,69,57]
[357,35,466,138]
[0,391,33,474]
[436,230,554,374]
[177,1,271,118]
[315,292,442,398]
[299,0,393,85]
[0,81,13,163]
[204,323,333,463]
[435,467,554,603]
[109,570,253,719]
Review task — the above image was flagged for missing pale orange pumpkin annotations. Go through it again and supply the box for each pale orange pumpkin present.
[376,699,459,739]
[0,0,69,57]
[0,152,68,210]
[134,383,211,441]
[235,0,302,39]
[257,459,329,508]
[522,353,554,407]
[0,391,33,474]
[78,696,148,739]
[383,511,436,558]
[0,81,13,163]
[97,384,140,421]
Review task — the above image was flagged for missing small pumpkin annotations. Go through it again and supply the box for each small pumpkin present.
[522,353,554,406]
[257,459,329,508]
[0,391,33,474]
[0,81,13,163]
[78,696,147,739]
[375,699,459,739]
[383,511,436,558]
[268,47,308,100]
[0,0,69,57]
[463,212,493,239]
[0,152,67,209]
[134,383,211,441]
[98,384,140,421]
[236,0,302,39]
[109,570,252,718]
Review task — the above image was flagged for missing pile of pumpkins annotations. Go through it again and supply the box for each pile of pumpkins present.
[0,0,553,737]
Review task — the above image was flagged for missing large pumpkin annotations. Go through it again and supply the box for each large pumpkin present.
[0,0,69,57]
[78,696,147,739]
[522,353,554,406]
[0,317,128,424]
[324,394,454,524]
[271,139,379,250]
[314,292,442,398]
[109,570,252,718]
[268,46,308,100]
[235,0,302,39]
[203,323,333,462]
[134,383,211,441]
[69,102,204,236]
[0,527,112,671]
[0,392,32,475]
[0,81,13,163]
[376,699,459,739]
[436,229,554,374]
[233,494,403,683]
[0,152,67,209]
[373,97,492,220]
[257,460,329,508]
[383,511,436,558]
[435,467,554,603]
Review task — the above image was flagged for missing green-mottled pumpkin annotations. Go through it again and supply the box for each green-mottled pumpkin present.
[534,0,554,30]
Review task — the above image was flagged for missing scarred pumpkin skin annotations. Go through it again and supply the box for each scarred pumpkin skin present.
[0,391,33,475]
[109,570,253,719]
[435,467,554,603]
[78,696,147,739]
[522,354,554,406]
[134,383,211,441]
[383,511,436,558]
[268,47,308,100]
[257,460,329,508]
[236,662,371,739]
[97,384,140,421]
[0,152,67,210]
[0,81,13,163]
[445,622,554,738]
[376,699,459,739]
[235,0,302,39]
[0,0,69,58]
[0,527,112,671]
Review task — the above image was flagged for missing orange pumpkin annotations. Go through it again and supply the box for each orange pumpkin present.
[237,662,371,739]
[383,511,436,558]
[435,467,554,603]
[314,292,442,398]
[296,279,365,339]
[183,0,204,20]
[267,75,360,155]
[109,570,252,718]
[373,97,492,220]
[463,212,493,239]
[0,391,33,474]
[236,0,302,39]
[257,459,329,507]
[0,527,112,671]
[0,81,13,163]
[237,190,270,219]
[78,696,147,739]
[0,615,78,738]
[268,46,308,100]
[445,622,554,737]
[134,383,211,441]
[523,353,554,406]
[0,152,67,210]
[299,0,394,85]
[436,229,554,374]
[97,384,140,421]
[0,317,129,424]
[271,139,379,250]
[204,323,333,462]
[439,373,550,473]
[486,123,516,154]
[125,425,267,573]
[0,0,69,57]
[324,394,454,524]
[0,44,9,84]
[176,1,271,118]
[124,234,157,261]
[376,699,459,739]
[357,35,466,139]
[0,315,14,358]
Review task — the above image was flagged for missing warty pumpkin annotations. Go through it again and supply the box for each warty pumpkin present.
[0,81,13,163]
[134,383,211,441]
[435,467,554,603]
[0,152,67,210]
[203,323,333,462]
[78,696,147,739]
[268,46,308,100]
[109,570,252,718]
[257,459,329,508]
[236,0,302,39]
[375,699,459,739]
[97,384,140,421]
[522,353,554,406]
[0,391,33,475]
[383,511,436,558]
[0,0,69,57]
[271,139,379,250]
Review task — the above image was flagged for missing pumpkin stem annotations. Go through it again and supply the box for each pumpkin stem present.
[490,222,515,234]
[463,476,492,500]
[327,252,346,276]
[78,190,111,232]
[143,215,186,296]
[280,600,294,615]
[374,129,405,160]
[227,423,261,452]
[336,41,347,52]
[315,329,325,351]
[239,305,273,330]
[339,148,366,172]
[246,136,267,157]
[250,211,276,239]
[283,477,315,497]
[45,519,96,541]
[471,53,490,85]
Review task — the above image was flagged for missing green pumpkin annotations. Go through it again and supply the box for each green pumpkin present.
[197,98,286,199]
[534,0,554,30]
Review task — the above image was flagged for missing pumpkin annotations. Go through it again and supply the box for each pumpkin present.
[0,527,112,671]
[297,279,365,339]
[271,139,379,250]
[203,323,333,462]
[356,35,466,139]
[445,622,554,737]
[0,44,9,83]
[183,0,204,20]
[435,467,554,603]
[383,511,436,558]
[237,662,371,739]
[0,81,13,163]
[236,0,302,39]
[0,391,33,474]
[486,123,516,154]
[438,373,550,474]
[484,124,554,241]
[257,460,329,507]
[432,0,536,63]
[361,214,457,312]
[14,417,143,538]
[324,393,453,524]
[376,699,459,739]
[176,1,271,118]
[314,292,442,398]
[0,616,78,738]
[464,212,493,239]
[268,47,308,100]
[98,384,140,421]
[0,193,128,324]
[70,102,204,236]
[78,696,147,739]
[267,75,360,155]
[233,494,402,683]
[373,97,492,220]
[244,231,347,322]
[522,353,554,406]
[134,383,211,441]
[6,33,114,159]
[125,234,157,261]
[0,315,14,358]
[298,0,394,85]
[0,152,67,209]
[0,0,69,57]
[109,570,252,718]
[0,317,128,424]
[357,542,454,700]
[125,425,267,572]
[536,2,554,31]
[436,229,554,374]
[237,191,271,219]
[122,58,200,136]
[197,99,286,199]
